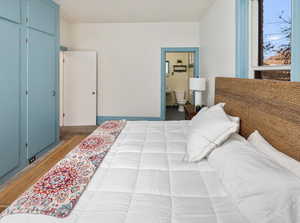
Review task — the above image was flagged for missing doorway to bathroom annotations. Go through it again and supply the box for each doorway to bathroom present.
[161,48,200,120]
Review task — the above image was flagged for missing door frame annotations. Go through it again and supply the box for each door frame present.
[160,47,200,120]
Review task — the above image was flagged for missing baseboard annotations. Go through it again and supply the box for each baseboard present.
[97,116,163,125]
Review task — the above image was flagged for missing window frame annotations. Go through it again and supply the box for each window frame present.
[249,0,292,79]
[257,0,264,67]
[236,0,300,81]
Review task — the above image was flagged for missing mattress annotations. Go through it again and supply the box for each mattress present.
[0,121,247,223]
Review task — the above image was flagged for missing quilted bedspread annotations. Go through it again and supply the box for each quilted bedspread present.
[0,121,248,223]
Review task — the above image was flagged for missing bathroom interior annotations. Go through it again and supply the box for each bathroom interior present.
[165,52,195,120]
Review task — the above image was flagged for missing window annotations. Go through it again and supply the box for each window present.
[251,0,292,81]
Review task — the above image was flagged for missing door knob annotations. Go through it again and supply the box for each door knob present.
[92,91,96,95]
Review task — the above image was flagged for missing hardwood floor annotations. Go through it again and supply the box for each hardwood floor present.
[0,135,87,213]
[60,126,98,140]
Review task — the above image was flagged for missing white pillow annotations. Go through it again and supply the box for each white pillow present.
[208,135,300,223]
[186,106,239,162]
[190,106,208,122]
[191,103,224,122]
[191,103,240,132]
[248,130,300,178]
[227,115,240,126]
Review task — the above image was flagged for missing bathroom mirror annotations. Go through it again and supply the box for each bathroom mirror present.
[173,65,187,72]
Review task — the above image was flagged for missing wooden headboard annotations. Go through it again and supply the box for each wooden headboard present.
[215,77,300,161]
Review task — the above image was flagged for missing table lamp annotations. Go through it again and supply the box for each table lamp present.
[189,77,206,109]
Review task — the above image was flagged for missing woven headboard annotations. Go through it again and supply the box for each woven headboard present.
[215,77,300,161]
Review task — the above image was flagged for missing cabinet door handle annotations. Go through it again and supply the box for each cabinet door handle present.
[92,91,96,95]
[52,90,56,96]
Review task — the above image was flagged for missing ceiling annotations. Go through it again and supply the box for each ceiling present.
[53,0,215,23]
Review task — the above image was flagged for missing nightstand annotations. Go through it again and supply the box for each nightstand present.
[184,104,197,120]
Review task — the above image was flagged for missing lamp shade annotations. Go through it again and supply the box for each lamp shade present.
[189,78,206,91]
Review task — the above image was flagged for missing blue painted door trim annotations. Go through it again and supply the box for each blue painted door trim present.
[161,47,200,120]
[235,0,249,79]
[292,0,300,82]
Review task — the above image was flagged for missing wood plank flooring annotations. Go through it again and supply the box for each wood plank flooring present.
[0,135,87,213]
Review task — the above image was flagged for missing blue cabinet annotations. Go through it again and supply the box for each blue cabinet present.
[0,0,21,23]
[28,29,56,158]
[0,20,21,178]
[0,0,59,184]
[28,0,57,35]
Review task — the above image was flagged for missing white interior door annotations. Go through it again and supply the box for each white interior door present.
[63,51,97,126]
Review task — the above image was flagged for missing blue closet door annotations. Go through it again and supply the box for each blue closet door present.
[28,0,56,35]
[28,29,56,158]
[0,0,21,23]
[0,20,21,178]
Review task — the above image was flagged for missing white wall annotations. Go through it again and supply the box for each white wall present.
[69,23,200,118]
[199,0,236,105]
[59,18,72,126]
[60,18,72,48]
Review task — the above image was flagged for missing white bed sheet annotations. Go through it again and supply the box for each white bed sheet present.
[0,121,247,223]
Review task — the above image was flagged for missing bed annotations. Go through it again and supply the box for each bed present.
[0,77,300,223]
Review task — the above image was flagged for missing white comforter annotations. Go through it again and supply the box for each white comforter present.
[0,121,247,223]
